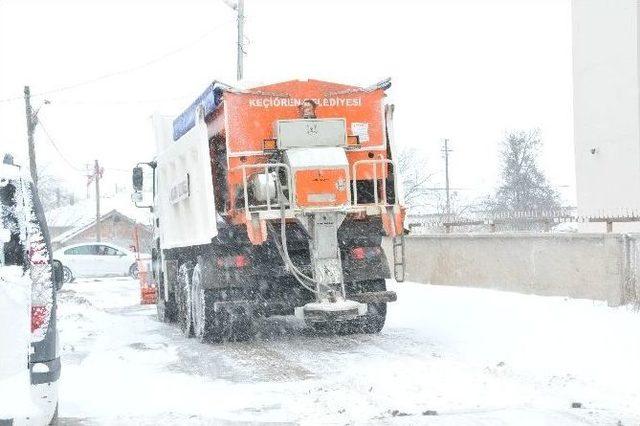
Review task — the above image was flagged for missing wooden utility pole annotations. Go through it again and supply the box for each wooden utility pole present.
[85,163,93,199]
[442,139,452,217]
[95,160,101,242]
[24,86,38,185]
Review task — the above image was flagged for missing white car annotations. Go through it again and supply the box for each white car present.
[53,242,147,282]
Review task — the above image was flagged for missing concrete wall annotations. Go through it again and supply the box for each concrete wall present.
[572,0,640,220]
[386,233,640,306]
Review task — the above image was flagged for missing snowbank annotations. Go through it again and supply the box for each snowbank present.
[0,266,39,421]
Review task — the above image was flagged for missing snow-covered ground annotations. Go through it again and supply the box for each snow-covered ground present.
[55,279,640,425]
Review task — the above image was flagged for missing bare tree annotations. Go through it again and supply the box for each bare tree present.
[433,190,477,218]
[486,129,560,213]
[36,166,74,211]
[396,147,433,207]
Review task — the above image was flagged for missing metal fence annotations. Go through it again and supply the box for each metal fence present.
[407,208,640,235]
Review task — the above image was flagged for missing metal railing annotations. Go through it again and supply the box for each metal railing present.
[232,158,401,218]
[352,158,398,207]
[406,208,640,234]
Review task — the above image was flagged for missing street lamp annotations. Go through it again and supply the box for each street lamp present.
[222,0,245,81]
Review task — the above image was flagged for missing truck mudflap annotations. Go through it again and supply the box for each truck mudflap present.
[342,248,391,283]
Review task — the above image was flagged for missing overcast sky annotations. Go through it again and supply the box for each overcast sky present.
[0,0,574,207]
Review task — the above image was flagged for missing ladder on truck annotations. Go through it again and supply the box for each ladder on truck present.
[392,233,405,282]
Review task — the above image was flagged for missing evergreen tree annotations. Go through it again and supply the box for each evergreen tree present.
[488,129,560,213]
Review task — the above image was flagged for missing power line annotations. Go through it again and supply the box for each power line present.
[37,123,138,175]
[48,95,192,106]
[0,19,234,103]
[0,94,22,104]
[37,120,85,173]
[35,19,234,98]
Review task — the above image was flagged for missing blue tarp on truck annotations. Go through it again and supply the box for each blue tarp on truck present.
[172,82,225,141]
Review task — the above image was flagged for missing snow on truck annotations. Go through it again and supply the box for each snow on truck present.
[132,79,406,342]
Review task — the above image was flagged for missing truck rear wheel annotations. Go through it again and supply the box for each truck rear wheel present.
[341,278,388,335]
[191,262,254,343]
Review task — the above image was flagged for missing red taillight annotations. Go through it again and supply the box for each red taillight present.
[350,246,381,260]
[351,247,365,260]
[234,255,247,268]
[216,255,249,268]
[31,305,47,332]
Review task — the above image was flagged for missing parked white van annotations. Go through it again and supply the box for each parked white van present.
[0,155,62,425]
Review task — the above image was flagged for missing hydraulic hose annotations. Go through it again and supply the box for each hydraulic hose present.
[268,221,320,295]
[269,180,333,295]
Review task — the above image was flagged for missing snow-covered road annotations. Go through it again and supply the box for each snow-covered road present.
[55,279,640,425]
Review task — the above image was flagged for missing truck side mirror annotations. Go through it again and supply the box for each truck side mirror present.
[132,166,144,192]
[52,260,64,290]
[131,192,143,203]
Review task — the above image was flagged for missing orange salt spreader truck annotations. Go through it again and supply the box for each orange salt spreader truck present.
[132,78,405,342]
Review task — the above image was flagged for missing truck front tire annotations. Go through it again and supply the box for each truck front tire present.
[177,263,194,337]
[154,248,177,323]
[156,271,176,323]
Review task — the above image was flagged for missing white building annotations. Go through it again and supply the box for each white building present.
[573,0,640,230]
